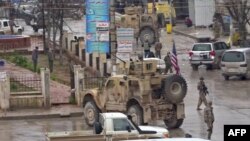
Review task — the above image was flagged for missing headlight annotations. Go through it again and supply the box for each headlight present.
[162,132,169,138]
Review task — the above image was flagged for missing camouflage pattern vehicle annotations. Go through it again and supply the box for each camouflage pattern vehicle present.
[116,6,160,45]
[81,59,187,129]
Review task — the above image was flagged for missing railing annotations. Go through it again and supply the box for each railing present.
[8,73,42,94]
[83,77,107,90]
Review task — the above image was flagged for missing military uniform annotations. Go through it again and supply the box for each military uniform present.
[197,77,208,110]
[155,42,162,59]
[213,20,221,40]
[204,101,214,140]
[164,53,173,74]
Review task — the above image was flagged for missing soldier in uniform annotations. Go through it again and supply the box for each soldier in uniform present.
[155,42,162,59]
[197,77,208,110]
[204,101,214,140]
[164,52,173,74]
[142,39,151,58]
[212,19,221,40]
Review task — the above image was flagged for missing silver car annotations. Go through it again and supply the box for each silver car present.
[189,41,229,70]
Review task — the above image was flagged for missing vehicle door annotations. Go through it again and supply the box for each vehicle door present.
[191,43,212,61]
[245,52,250,75]
[214,42,228,57]
[112,118,141,140]
[101,78,125,111]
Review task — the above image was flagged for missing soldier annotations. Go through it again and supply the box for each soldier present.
[142,39,151,58]
[155,42,162,59]
[197,76,208,110]
[204,101,214,140]
[212,19,221,40]
[164,52,173,74]
[32,46,39,72]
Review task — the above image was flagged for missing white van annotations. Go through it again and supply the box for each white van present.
[221,48,250,80]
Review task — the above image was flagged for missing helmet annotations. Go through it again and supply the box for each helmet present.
[200,77,204,80]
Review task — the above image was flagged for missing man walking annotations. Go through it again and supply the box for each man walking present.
[164,52,173,74]
[197,77,208,110]
[32,46,39,72]
[204,101,214,140]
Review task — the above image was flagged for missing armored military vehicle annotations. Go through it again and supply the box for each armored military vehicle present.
[81,59,187,129]
[116,6,160,45]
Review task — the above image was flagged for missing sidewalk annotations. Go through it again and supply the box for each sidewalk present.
[0,104,83,120]
[173,24,228,42]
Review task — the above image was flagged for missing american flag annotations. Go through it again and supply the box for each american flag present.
[170,41,180,75]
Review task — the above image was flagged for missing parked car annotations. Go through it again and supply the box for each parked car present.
[0,19,24,35]
[221,48,250,80]
[189,40,229,70]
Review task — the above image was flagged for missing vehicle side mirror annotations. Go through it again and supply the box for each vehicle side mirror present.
[126,125,131,132]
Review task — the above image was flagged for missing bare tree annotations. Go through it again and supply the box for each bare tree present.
[224,0,250,40]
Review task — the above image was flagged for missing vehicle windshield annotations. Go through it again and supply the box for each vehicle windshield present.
[222,51,245,62]
[192,44,212,51]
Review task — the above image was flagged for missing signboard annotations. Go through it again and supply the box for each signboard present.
[96,22,109,42]
[117,28,134,53]
[86,0,110,53]
[116,52,130,63]
[117,40,133,52]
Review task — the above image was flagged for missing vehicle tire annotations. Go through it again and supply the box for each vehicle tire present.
[164,118,183,129]
[224,75,229,80]
[18,29,22,35]
[139,27,155,45]
[157,13,165,28]
[192,65,198,71]
[83,101,100,127]
[127,104,143,125]
[161,74,187,104]
[241,75,247,80]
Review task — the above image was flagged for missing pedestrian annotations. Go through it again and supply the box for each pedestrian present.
[155,42,162,59]
[197,76,208,110]
[32,46,39,72]
[204,101,214,140]
[185,17,192,27]
[164,52,173,74]
[47,49,54,73]
[142,39,151,58]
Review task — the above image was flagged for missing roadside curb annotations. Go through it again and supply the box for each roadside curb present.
[0,112,83,120]
[172,29,199,40]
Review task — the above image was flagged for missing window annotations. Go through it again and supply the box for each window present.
[146,63,153,70]
[192,44,212,51]
[220,42,228,49]
[106,80,115,89]
[222,51,245,62]
[113,118,134,131]
[214,42,227,50]
[3,21,8,27]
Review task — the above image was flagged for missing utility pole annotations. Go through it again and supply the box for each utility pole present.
[110,0,117,75]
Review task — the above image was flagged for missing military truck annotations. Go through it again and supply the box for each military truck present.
[116,6,160,45]
[81,59,187,129]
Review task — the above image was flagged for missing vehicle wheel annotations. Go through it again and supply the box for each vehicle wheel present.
[241,75,247,80]
[224,75,229,80]
[164,118,183,129]
[139,27,155,45]
[83,101,100,127]
[18,29,22,35]
[192,65,198,71]
[161,74,187,104]
[157,13,165,28]
[127,104,143,125]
